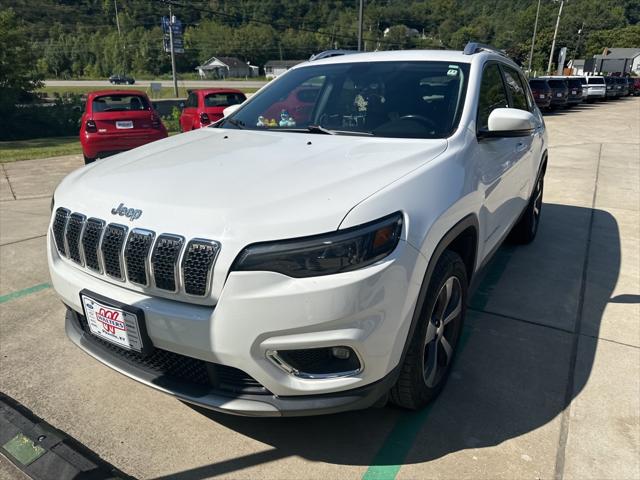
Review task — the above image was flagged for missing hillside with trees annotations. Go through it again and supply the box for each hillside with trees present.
[3,0,640,79]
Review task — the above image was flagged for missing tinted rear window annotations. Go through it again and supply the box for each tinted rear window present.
[547,80,566,88]
[204,92,246,107]
[587,77,605,84]
[92,95,149,112]
[567,79,582,88]
[529,80,547,88]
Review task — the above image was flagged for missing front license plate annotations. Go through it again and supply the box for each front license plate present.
[116,120,134,129]
[556,93,562,97]
[539,94,545,99]
[81,294,144,352]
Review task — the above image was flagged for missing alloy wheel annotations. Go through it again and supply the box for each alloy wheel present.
[422,276,462,388]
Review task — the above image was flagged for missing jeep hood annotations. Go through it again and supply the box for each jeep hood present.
[56,128,447,241]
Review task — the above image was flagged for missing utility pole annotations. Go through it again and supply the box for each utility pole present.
[168,5,178,98]
[547,0,565,75]
[357,0,364,51]
[114,0,126,75]
[527,0,541,75]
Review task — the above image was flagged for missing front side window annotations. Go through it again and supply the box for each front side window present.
[477,63,508,131]
[220,61,470,139]
[501,66,529,111]
[92,95,149,112]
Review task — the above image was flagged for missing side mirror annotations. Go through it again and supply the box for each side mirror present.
[223,104,241,117]
[479,108,536,138]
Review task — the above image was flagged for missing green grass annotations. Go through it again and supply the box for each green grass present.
[37,85,259,99]
[0,137,81,163]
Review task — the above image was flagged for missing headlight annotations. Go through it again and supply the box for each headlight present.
[231,212,403,278]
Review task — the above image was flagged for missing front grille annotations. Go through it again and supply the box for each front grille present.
[65,213,85,264]
[183,240,220,296]
[124,229,154,286]
[102,224,128,279]
[151,234,183,291]
[52,208,70,256]
[74,313,268,394]
[52,208,219,298]
[82,218,105,272]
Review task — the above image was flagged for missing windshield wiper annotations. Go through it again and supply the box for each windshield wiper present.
[224,118,245,129]
[306,125,336,135]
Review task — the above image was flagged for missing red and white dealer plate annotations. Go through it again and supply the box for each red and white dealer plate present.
[81,294,144,352]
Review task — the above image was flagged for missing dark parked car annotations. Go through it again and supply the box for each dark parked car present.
[529,79,552,109]
[616,77,630,96]
[545,78,569,108]
[604,76,619,99]
[565,77,584,106]
[109,74,135,85]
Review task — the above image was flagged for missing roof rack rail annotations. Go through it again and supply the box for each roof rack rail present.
[309,49,360,61]
[463,42,509,58]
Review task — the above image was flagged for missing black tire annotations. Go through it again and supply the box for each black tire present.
[390,250,467,410]
[509,169,544,244]
[83,155,95,165]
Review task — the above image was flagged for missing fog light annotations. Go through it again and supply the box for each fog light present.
[268,346,362,379]
[331,346,351,360]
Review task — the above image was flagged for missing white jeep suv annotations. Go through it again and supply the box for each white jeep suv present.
[48,43,547,416]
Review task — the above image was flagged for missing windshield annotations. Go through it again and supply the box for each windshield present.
[220,61,470,139]
[92,94,149,112]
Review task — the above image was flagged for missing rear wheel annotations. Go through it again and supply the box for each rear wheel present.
[509,169,544,244]
[390,250,467,410]
[83,155,95,165]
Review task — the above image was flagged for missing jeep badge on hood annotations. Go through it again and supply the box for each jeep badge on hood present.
[111,203,142,221]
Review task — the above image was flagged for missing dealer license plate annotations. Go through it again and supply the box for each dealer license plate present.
[556,93,562,97]
[539,94,545,99]
[116,120,134,129]
[81,294,144,352]
[572,90,577,94]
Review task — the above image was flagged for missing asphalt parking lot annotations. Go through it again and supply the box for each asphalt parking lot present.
[1,97,639,479]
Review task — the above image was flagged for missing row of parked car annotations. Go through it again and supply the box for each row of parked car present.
[528,75,639,110]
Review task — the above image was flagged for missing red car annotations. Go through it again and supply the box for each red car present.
[179,89,247,131]
[80,90,167,164]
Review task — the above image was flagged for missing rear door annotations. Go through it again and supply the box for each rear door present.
[180,93,198,131]
[91,94,155,134]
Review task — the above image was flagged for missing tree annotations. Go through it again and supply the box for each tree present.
[0,8,43,97]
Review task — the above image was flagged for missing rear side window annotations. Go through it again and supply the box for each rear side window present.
[204,92,246,107]
[501,65,529,111]
[92,95,149,112]
[588,77,605,85]
[477,63,508,131]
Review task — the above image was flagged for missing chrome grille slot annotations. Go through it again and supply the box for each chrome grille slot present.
[82,218,105,272]
[151,234,184,291]
[52,208,70,256]
[65,213,86,265]
[124,229,154,286]
[182,239,220,296]
[101,224,128,280]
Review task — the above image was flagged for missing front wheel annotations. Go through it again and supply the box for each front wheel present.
[390,250,467,410]
[509,170,544,244]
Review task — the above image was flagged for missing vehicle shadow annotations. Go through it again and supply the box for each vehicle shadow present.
[163,203,620,479]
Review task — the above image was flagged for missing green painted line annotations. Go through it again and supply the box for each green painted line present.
[0,283,51,304]
[363,246,514,480]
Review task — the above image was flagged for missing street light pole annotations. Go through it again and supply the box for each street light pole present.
[527,0,541,74]
[547,0,565,75]
[168,5,178,98]
[357,0,364,51]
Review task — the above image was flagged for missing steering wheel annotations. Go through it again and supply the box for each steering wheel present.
[397,114,437,131]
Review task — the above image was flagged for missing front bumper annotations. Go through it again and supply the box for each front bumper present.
[65,309,397,416]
